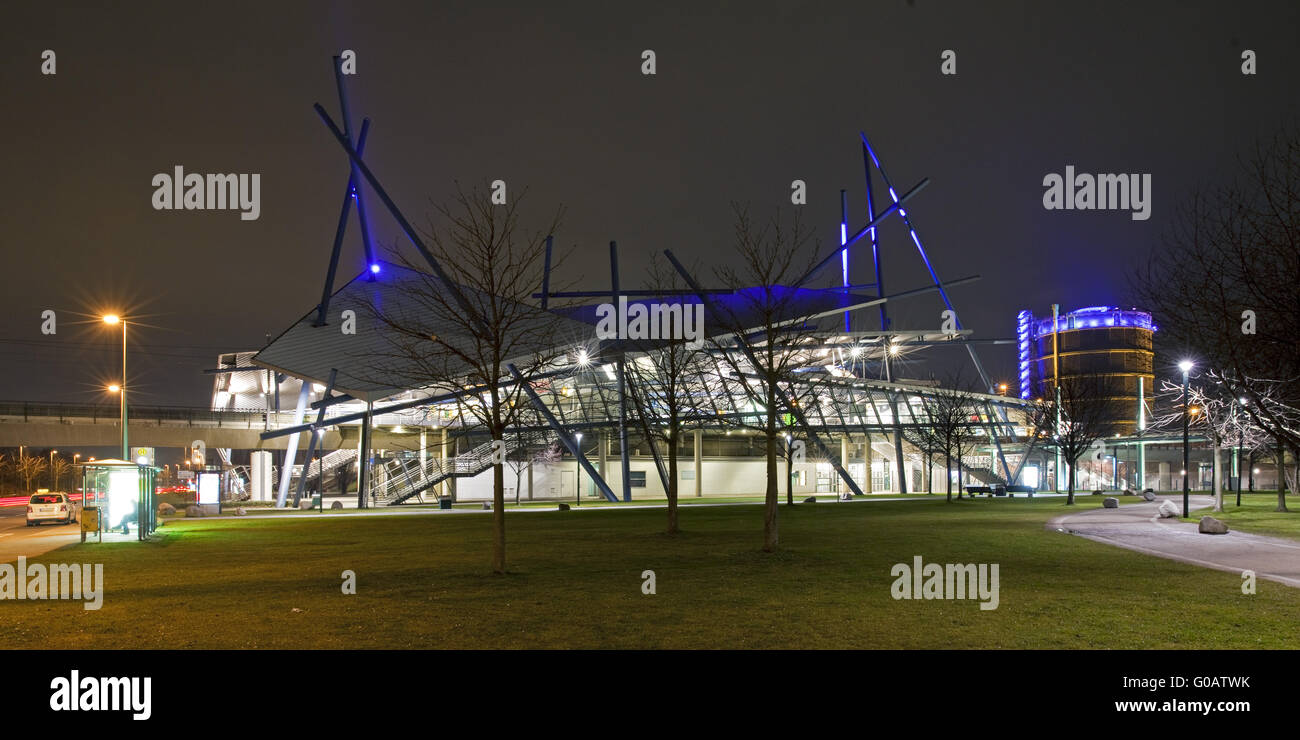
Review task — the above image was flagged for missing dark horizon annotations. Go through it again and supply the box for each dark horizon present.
[3,0,1297,407]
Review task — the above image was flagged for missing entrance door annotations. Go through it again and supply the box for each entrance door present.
[559,471,575,499]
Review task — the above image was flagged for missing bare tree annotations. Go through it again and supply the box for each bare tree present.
[16,453,47,494]
[1133,126,1300,467]
[920,373,985,502]
[49,457,73,492]
[706,204,824,552]
[1042,377,1126,505]
[364,184,571,574]
[1151,369,1284,511]
[621,257,712,533]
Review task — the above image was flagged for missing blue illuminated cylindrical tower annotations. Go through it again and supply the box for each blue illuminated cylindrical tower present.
[1017,306,1156,436]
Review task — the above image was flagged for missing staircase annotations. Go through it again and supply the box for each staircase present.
[272,449,356,490]
[376,430,560,506]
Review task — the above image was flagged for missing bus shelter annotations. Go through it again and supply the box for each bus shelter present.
[77,459,159,541]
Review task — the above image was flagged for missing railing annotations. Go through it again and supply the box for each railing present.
[0,399,300,428]
[377,430,556,505]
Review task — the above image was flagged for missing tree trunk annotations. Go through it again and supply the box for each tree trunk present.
[1066,460,1075,505]
[1277,444,1289,512]
[763,392,779,552]
[786,446,794,506]
[945,451,952,503]
[955,442,964,500]
[492,443,506,574]
[666,435,680,535]
[1212,442,1223,513]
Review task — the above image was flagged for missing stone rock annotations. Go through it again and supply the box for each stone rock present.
[185,505,203,518]
[482,502,492,510]
[234,507,247,516]
[1103,497,1119,509]
[1156,499,1179,519]
[803,496,817,504]
[331,500,343,510]
[1091,490,1104,496]
[298,499,314,510]
[1141,490,1157,502]
[157,502,176,516]
[557,503,570,511]
[1198,516,1229,535]
[1121,489,1135,496]
[1143,488,1155,494]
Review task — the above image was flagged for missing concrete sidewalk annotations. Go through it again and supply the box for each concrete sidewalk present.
[1048,495,1300,588]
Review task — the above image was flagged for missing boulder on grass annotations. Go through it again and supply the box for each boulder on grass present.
[803,496,817,504]
[331,500,343,510]
[482,502,492,510]
[1091,490,1104,496]
[1103,497,1119,509]
[185,505,203,518]
[1198,516,1229,535]
[157,502,176,516]
[557,502,570,511]
[234,507,247,516]
[1156,499,1180,519]
[1141,490,1157,502]
[298,499,314,510]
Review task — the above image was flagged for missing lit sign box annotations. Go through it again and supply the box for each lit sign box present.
[197,473,220,505]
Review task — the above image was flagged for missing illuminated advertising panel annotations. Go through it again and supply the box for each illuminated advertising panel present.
[197,473,220,505]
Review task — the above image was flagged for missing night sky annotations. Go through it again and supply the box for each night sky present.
[2,1,1297,407]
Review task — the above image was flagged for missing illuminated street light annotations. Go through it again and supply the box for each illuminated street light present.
[1179,360,1194,517]
[103,313,128,460]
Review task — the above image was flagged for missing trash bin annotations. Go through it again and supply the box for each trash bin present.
[80,506,100,543]
[439,496,452,510]
[310,494,321,509]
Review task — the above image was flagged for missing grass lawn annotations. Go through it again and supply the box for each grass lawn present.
[1198,492,1300,541]
[4,495,1298,649]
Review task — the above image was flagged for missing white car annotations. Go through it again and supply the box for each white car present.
[26,492,77,526]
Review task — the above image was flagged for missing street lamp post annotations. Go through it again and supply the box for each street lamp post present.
[1236,397,1246,507]
[574,432,584,507]
[103,314,128,460]
[1179,360,1193,518]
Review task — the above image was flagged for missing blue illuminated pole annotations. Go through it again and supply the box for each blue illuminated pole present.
[1052,305,1063,491]
[840,188,849,332]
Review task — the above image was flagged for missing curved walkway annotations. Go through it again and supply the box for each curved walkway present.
[1048,495,1300,588]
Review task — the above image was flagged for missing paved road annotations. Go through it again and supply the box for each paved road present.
[0,505,82,562]
[1048,495,1300,588]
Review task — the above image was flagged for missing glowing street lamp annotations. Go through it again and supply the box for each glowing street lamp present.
[103,314,128,460]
